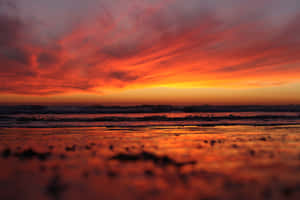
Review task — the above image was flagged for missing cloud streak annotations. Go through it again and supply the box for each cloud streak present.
[0,0,300,95]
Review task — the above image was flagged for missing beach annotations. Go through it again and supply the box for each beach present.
[1,124,300,200]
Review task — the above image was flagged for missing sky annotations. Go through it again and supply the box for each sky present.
[0,0,300,105]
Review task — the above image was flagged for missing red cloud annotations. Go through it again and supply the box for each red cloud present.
[0,0,300,95]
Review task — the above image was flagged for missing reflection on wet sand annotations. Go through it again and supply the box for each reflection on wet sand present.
[1,125,300,200]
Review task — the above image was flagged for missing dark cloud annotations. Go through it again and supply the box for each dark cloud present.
[109,71,139,82]
[0,15,21,46]
[0,47,32,65]
[0,1,34,76]
[37,51,62,67]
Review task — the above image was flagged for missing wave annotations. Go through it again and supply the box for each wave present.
[1,105,300,114]
[1,122,300,128]
[7,114,300,122]
[0,114,299,128]
[1,108,300,128]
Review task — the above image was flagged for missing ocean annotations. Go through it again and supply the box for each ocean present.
[0,105,300,200]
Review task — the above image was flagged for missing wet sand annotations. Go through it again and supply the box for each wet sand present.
[0,125,300,200]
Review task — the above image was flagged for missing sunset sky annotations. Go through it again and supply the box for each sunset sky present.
[0,0,300,105]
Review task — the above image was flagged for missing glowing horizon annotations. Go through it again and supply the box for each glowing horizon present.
[1,0,300,105]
